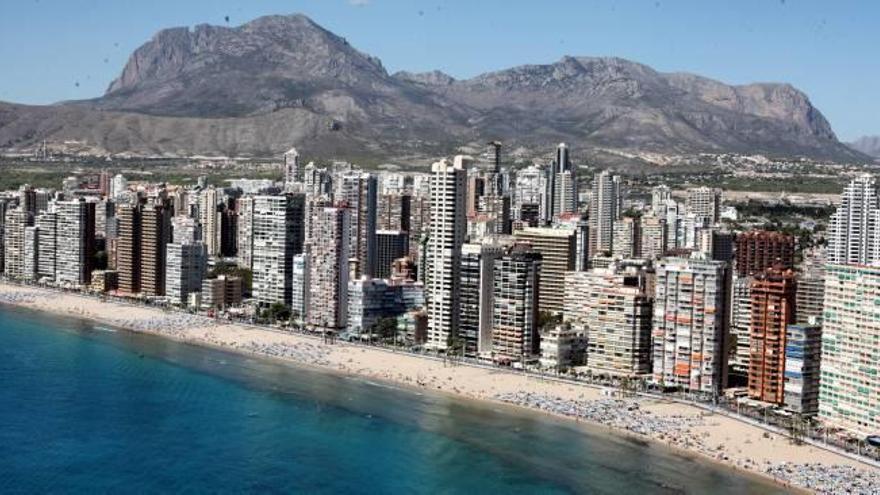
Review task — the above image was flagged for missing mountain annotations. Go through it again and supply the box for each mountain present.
[848,136,880,158]
[0,14,866,164]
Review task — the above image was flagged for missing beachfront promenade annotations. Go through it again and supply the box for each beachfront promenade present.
[1,279,879,494]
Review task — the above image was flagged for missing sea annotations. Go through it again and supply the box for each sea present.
[0,306,790,494]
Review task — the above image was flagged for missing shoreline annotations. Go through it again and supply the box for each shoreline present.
[0,283,875,494]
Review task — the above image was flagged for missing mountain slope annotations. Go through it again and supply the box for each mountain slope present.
[848,136,880,158]
[0,14,866,163]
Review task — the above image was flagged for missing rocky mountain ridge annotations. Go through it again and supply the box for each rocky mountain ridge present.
[0,14,866,165]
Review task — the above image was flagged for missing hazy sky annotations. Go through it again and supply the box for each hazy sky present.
[1,0,877,140]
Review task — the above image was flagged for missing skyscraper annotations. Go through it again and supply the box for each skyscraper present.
[491,244,541,362]
[513,227,577,313]
[55,199,96,286]
[3,208,27,278]
[735,230,795,277]
[459,241,506,356]
[748,268,797,404]
[640,214,667,260]
[36,212,57,281]
[425,156,470,351]
[199,187,221,258]
[251,194,305,307]
[306,205,351,332]
[141,202,171,296]
[544,143,577,224]
[237,196,255,270]
[819,264,880,435]
[612,215,641,259]
[283,147,300,185]
[730,230,796,380]
[826,174,880,265]
[588,170,620,256]
[652,255,730,394]
[116,204,142,295]
[165,242,206,305]
[685,187,722,223]
[334,171,377,278]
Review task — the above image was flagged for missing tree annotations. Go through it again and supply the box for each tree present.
[369,317,399,342]
[264,302,291,323]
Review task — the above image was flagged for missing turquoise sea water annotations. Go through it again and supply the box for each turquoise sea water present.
[0,307,789,494]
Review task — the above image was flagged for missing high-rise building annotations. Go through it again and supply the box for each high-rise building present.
[36,212,57,281]
[588,170,620,256]
[237,196,255,270]
[784,323,822,416]
[685,187,722,223]
[375,230,409,279]
[171,215,201,245]
[491,244,542,362]
[513,227,577,313]
[826,174,880,266]
[652,255,730,394]
[110,174,127,199]
[55,199,96,286]
[459,241,506,356]
[513,164,546,225]
[408,195,430,265]
[729,276,753,380]
[796,248,825,325]
[735,230,795,277]
[3,208,27,278]
[291,253,308,322]
[140,203,171,296]
[651,185,672,215]
[478,194,512,235]
[334,171,377,278]
[564,267,652,377]
[251,194,305,307]
[166,242,207,305]
[198,187,221,257]
[612,216,641,259]
[306,205,351,331]
[283,147,300,185]
[466,174,485,219]
[425,156,470,350]
[377,193,411,232]
[544,143,577,223]
[748,268,797,405]
[640,215,667,260]
[730,230,796,381]
[116,204,141,295]
[819,264,880,435]
[23,226,39,281]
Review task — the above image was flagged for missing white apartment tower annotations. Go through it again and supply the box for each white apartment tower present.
[251,195,305,307]
[425,156,471,350]
[826,174,880,265]
[306,205,351,331]
[55,199,95,286]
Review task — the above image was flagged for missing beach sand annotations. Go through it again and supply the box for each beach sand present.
[0,282,876,493]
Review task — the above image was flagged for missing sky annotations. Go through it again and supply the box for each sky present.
[0,0,877,140]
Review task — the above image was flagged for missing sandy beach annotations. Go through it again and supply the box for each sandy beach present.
[1,282,877,494]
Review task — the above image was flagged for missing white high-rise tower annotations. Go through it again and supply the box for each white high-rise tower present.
[425,155,471,350]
